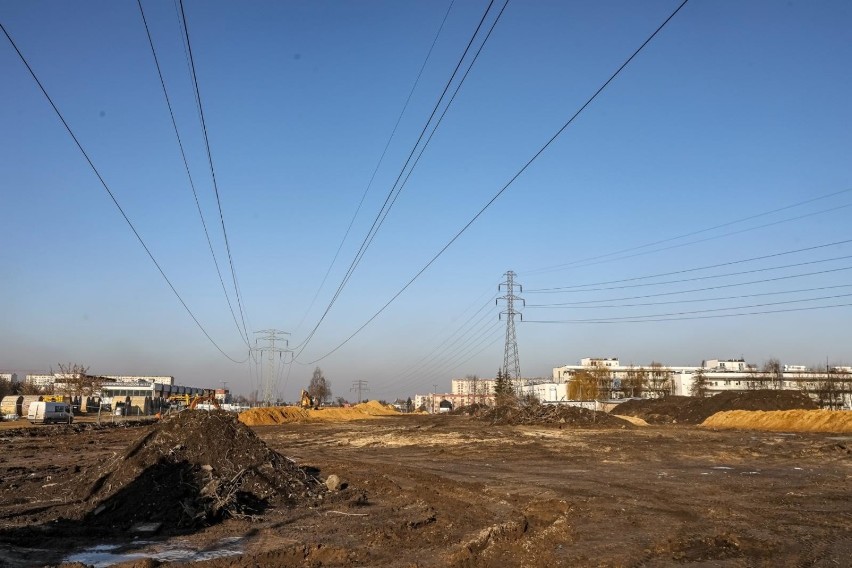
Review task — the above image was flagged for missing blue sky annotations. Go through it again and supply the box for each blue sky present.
[1,0,850,401]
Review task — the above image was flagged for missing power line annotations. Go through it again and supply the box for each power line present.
[292,0,457,336]
[525,283,852,310]
[525,239,852,292]
[292,0,503,358]
[298,0,692,363]
[525,265,852,306]
[0,19,248,364]
[178,0,252,343]
[137,0,249,346]
[522,187,852,275]
[525,254,852,294]
[524,295,852,324]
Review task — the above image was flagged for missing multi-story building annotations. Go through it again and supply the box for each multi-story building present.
[0,372,18,384]
[550,357,852,409]
[103,375,175,386]
[25,373,56,388]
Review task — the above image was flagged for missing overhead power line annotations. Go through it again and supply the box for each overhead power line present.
[0,19,248,364]
[527,265,852,306]
[523,187,852,275]
[137,0,250,346]
[178,0,252,342]
[299,0,691,364]
[525,293,852,324]
[292,0,504,358]
[525,239,852,292]
[526,283,852,310]
[525,255,852,294]
[292,0,457,336]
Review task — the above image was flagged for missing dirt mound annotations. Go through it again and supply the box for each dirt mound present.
[615,390,818,425]
[239,401,399,426]
[239,406,307,426]
[475,403,633,428]
[702,409,852,433]
[71,411,324,532]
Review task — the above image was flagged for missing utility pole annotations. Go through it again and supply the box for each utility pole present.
[498,270,524,394]
[351,380,369,403]
[251,329,290,407]
[433,383,438,414]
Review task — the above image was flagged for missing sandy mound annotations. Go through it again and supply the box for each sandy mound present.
[702,409,852,433]
[469,402,633,429]
[240,401,399,426]
[71,411,324,531]
[615,390,818,425]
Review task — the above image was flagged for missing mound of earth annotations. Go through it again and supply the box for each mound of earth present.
[702,409,852,433]
[68,411,325,532]
[475,403,633,428]
[240,401,399,426]
[615,390,818,424]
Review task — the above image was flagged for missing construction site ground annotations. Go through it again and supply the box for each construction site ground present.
[0,413,849,567]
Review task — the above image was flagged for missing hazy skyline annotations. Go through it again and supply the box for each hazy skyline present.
[2,1,851,400]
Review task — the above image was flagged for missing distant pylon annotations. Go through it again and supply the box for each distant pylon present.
[251,329,290,406]
[498,270,524,386]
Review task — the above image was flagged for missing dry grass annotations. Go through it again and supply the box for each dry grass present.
[701,409,852,433]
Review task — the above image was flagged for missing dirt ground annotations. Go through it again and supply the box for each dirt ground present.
[0,414,849,567]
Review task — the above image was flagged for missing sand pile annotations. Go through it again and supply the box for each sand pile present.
[702,409,852,433]
[240,401,399,426]
[474,402,632,429]
[239,406,308,426]
[73,411,324,531]
[615,390,818,425]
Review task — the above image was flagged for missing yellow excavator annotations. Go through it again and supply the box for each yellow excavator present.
[300,389,318,410]
[188,393,221,410]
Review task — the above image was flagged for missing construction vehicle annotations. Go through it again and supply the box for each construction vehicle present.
[168,394,191,407]
[188,393,221,410]
[300,389,318,410]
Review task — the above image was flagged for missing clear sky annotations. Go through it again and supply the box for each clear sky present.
[1,0,850,402]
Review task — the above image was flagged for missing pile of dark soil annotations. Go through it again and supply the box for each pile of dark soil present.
[614,390,818,425]
[71,411,325,531]
[475,402,633,428]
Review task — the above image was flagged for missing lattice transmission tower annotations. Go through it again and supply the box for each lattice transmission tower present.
[251,329,290,406]
[498,270,524,386]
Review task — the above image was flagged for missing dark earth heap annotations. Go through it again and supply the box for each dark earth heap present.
[71,410,326,531]
[615,389,819,424]
[460,400,633,428]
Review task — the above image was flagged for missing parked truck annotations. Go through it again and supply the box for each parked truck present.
[27,401,73,425]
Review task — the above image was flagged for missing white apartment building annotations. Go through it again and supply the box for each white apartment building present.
[0,373,18,383]
[551,357,852,409]
[103,375,175,386]
[25,373,56,387]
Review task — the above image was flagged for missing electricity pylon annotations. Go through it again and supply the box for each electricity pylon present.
[251,329,290,406]
[498,270,524,389]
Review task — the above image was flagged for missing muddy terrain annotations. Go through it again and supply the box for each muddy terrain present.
[0,412,849,567]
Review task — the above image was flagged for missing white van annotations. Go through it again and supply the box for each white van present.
[27,401,73,424]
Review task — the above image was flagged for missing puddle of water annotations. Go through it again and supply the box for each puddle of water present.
[63,537,243,567]
[711,466,734,470]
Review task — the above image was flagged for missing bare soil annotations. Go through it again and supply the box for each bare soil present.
[615,389,818,424]
[0,413,849,567]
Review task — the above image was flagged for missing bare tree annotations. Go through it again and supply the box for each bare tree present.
[308,367,332,404]
[624,366,646,398]
[762,358,783,390]
[647,362,673,397]
[53,363,105,397]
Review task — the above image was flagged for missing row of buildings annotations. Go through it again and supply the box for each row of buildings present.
[0,371,230,409]
[416,357,852,412]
